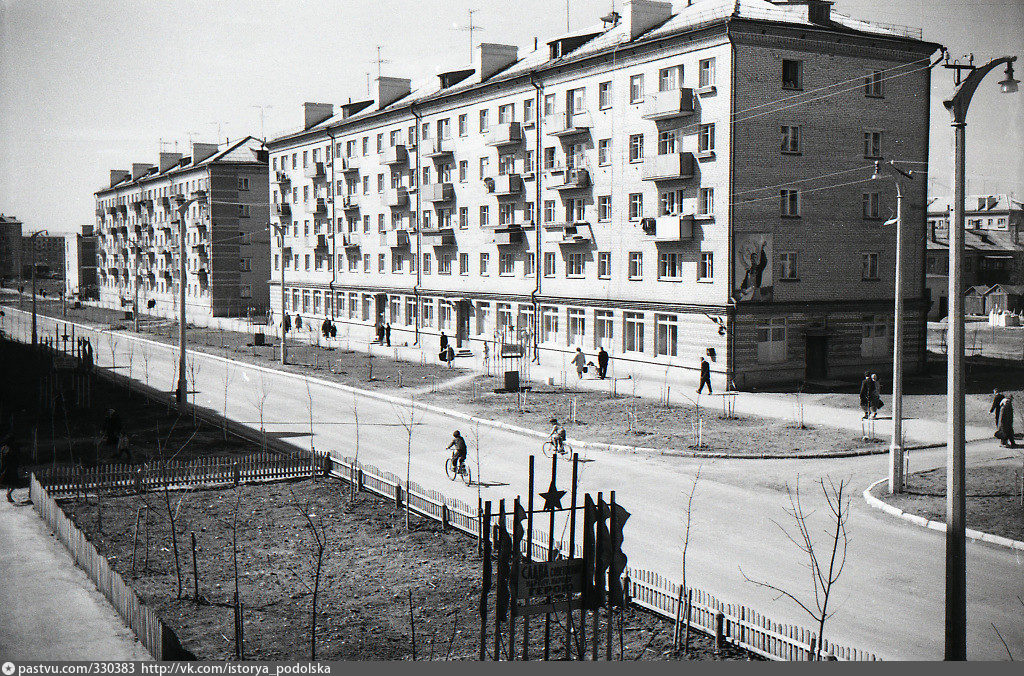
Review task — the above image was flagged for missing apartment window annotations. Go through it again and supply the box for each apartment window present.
[863,131,882,158]
[239,257,251,272]
[566,308,586,346]
[698,252,713,281]
[757,317,787,363]
[291,153,297,169]
[863,192,880,219]
[238,177,250,191]
[498,103,515,124]
[304,254,311,271]
[699,58,715,88]
[698,124,715,154]
[598,195,611,222]
[421,166,431,186]
[629,134,644,162]
[862,252,880,280]
[628,193,643,220]
[479,157,489,179]
[624,312,645,353]
[439,255,452,275]
[780,189,800,217]
[541,307,559,343]
[362,215,370,232]
[499,253,514,276]
[543,147,557,170]
[658,130,677,155]
[524,150,535,174]
[479,109,490,132]
[660,190,681,215]
[479,205,490,227]
[628,252,643,279]
[543,93,556,116]
[598,252,611,278]
[597,138,611,166]
[421,122,429,140]
[544,251,556,277]
[861,314,888,357]
[302,151,309,167]
[864,70,884,97]
[566,252,585,277]
[499,202,515,226]
[422,252,431,274]
[390,129,400,147]
[782,60,803,90]
[781,125,801,153]
[302,289,311,312]
[525,252,535,276]
[238,205,251,218]
[568,197,585,222]
[479,252,489,275]
[655,314,678,357]
[421,298,434,327]
[457,252,468,276]
[543,200,556,223]
[438,118,451,139]
[629,74,644,103]
[779,251,798,280]
[458,206,469,229]
[421,210,431,231]
[392,255,403,273]
[598,81,612,109]
[498,154,515,175]
[594,310,613,349]
[568,87,586,113]
[659,66,682,91]
[658,252,682,280]
[376,134,383,153]
[523,99,535,124]
[348,256,357,272]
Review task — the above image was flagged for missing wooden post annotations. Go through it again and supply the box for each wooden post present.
[714,610,725,657]
[442,503,449,531]
[809,636,817,661]
[544,453,556,660]
[232,461,240,486]
[567,453,579,660]
[480,501,492,661]
[523,457,534,661]
[191,532,200,602]
[495,499,505,661]
[478,497,483,558]
[357,469,363,492]
[592,491,601,662]
[606,491,615,661]
[511,497,522,661]
[395,483,402,509]
[683,588,693,655]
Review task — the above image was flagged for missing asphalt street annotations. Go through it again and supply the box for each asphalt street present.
[6,306,1023,661]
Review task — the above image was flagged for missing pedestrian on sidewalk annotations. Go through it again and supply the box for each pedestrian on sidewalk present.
[385,323,391,347]
[697,357,712,394]
[869,373,883,418]
[597,347,609,379]
[321,318,332,340]
[859,371,874,419]
[990,389,1005,425]
[375,323,384,344]
[572,347,587,379]
[444,344,455,369]
[440,331,449,354]
[997,395,1016,447]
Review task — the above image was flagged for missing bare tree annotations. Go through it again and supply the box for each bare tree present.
[154,417,198,599]
[289,487,329,660]
[222,361,233,441]
[350,392,360,497]
[186,356,201,425]
[305,376,316,455]
[140,343,151,391]
[248,371,271,452]
[676,464,702,653]
[106,333,118,371]
[740,477,850,660]
[125,341,135,398]
[391,397,421,529]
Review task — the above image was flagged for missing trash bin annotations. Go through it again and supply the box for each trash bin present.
[254,332,265,346]
[503,369,520,392]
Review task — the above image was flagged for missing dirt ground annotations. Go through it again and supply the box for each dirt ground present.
[62,478,755,661]
[870,454,1024,542]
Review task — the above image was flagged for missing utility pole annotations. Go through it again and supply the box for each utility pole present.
[941,53,1018,661]
[28,230,47,347]
[272,223,288,365]
[173,192,205,409]
[873,160,913,494]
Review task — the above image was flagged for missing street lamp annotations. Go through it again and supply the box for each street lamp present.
[941,53,1018,661]
[172,191,206,409]
[28,229,49,347]
[271,222,288,365]
[872,160,913,495]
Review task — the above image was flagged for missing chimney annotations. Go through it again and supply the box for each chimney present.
[377,77,412,108]
[770,1,833,25]
[159,152,183,173]
[191,143,219,164]
[478,43,519,82]
[109,169,130,187]
[131,163,154,180]
[624,0,674,40]
[303,102,334,129]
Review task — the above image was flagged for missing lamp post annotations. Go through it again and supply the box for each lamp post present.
[941,54,1018,661]
[28,229,49,347]
[872,160,914,494]
[172,192,206,409]
[272,222,287,365]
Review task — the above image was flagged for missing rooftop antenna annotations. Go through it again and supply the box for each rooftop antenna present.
[453,9,483,64]
[371,45,390,81]
[250,104,273,142]
[206,121,228,145]
[366,72,372,95]
[601,0,620,27]
[567,0,570,31]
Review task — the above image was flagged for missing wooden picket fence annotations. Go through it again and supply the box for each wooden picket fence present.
[326,454,878,662]
[30,475,191,660]
[36,452,326,496]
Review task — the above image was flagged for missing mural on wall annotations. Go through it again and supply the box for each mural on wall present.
[734,233,773,303]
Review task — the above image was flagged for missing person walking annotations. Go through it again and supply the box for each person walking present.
[385,323,391,347]
[869,373,883,418]
[440,331,448,354]
[697,357,712,394]
[990,389,1005,426]
[859,372,873,419]
[444,344,455,369]
[597,347,609,379]
[572,347,587,379]
[997,395,1016,447]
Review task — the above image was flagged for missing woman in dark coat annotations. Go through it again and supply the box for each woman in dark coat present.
[997,395,1016,447]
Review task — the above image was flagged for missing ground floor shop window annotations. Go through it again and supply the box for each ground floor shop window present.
[861,314,888,357]
[757,317,787,363]
[624,312,645,354]
[655,313,678,357]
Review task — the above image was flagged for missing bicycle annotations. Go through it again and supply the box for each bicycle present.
[445,455,472,485]
[542,439,573,459]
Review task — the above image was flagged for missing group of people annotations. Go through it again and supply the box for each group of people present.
[375,323,392,346]
[570,347,611,380]
[859,372,885,419]
[991,389,1016,447]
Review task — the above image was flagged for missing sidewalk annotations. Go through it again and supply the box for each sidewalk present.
[0,493,151,661]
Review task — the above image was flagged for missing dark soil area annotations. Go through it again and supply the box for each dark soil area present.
[63,479,755,660]
[871,454,1024,542]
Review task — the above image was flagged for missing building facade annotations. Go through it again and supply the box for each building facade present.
[0,214,23,283]
[65,225,99,300]
[93,138,270,319]
[266,0,937,386]
[925,194,1024,319]
[22,234,65,279]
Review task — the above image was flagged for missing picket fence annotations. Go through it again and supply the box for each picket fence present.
[30,475,191,660]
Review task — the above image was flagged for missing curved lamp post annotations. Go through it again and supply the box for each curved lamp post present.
[28,229,49,347]
[941,54,1017,661]
[172,192,206,409]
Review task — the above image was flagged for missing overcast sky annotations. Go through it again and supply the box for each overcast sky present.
[1,0,1021,234]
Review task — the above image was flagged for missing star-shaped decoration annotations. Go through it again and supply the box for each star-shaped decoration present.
[540,478,566,511]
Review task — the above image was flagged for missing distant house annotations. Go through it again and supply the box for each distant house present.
[964,285,990,315]
[983,284,1024,314]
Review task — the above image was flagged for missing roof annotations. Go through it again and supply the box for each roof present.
[270,0,934,144]
[965,285,991,295]
[928,194,1024,215]
[987,284,1024,296]
[928,229,1023,253]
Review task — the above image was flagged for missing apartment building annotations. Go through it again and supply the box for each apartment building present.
[22,234,65,279]
[925,194,1024,319]
[0,214,23,282]
[266,0,938,386]
[93,138,270,319]
[65,225,99,300]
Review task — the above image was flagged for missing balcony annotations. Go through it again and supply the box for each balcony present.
[551,168,591,191]
[141,197,154,208]
[304,162,326,180]
[381,145,408,165]
[421,182,454,203]
[307,197,328,215]
[487,122,523,147]
[104,205,117,215]
[315,234,330,250]
[421,226,455,246]
[384,229,410,248]
[486,173,523,196]
[339,156,360,173]
[650,214,695,241]
[424,138,455,159]
[642,88,695,120]
[385,188,409,208]
[272,203,292,217]
[341,194,360,210]
[642,152,696,181]
[116,204,128,215]
[343,233,362,248]
[545,110,592,138]
[544,221,592,244]
[493,226,524,246]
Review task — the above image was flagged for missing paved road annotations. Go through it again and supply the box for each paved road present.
[6,306,1023,660]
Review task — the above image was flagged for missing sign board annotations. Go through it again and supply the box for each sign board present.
[516,558,584,599]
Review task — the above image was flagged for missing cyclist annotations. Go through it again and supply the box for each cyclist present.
[548,418,566,455]
[447,430,467,474]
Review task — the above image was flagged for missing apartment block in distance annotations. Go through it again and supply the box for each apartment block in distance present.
[0,214,23,283]
[66,225,99,300]
[265,0,938,387]
[93,138,270,319]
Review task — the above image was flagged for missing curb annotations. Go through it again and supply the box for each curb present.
[863,477,1024,552]
[2,304,938,461]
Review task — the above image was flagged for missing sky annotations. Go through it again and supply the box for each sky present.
[0,0,1021,235]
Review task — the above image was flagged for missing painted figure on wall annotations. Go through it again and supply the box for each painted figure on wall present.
[735,234,773,303]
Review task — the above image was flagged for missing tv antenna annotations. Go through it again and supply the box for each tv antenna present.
[250,105,273,142]
[371,45,390,80]
[453,9,483,64]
